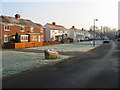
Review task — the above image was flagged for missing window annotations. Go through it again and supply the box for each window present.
[65,31,68,33]
[4,25,10,31]
[4,35,10,42]
[20,35,28,42]
[32,35,37,41]
[40,29,44,33]
[60,31,63,33]
[55,32,57,34]
[26,37,28,40]
[20,26,25,32]
[41,28,44,31]
[31,27,34,32]
[41,35,44,38]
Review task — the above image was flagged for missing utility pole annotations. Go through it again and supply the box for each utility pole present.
[93,19,98,46]
[101,26,102,39]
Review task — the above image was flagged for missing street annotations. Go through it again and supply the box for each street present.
[2,40,119,88]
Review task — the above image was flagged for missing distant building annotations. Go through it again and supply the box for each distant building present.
[69,26,93,42]
[44,22,69,42]
[0,14,45,46]
[69,26,84,42]
[88,29,103,40]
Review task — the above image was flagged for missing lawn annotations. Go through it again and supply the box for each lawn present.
[2,51,69,78]
[2,40,103,78]
[25,40,103,52]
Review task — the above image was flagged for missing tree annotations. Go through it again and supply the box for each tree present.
[15,32,20,43]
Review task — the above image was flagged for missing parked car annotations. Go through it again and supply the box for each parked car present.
[117,38,120,42]
[103,39,110,43]
[84,37,89,40]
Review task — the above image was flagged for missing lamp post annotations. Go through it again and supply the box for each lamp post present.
[93,19,98,46]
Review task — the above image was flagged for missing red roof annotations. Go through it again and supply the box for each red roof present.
[47,23,68,31]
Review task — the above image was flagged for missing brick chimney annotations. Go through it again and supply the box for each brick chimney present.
[15,14,20,20]
[71,26,75,29]
[52,22,56,25]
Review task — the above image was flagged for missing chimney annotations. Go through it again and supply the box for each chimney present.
[52,22,56,25]
[82,28,84,30]
[15,14,20,20]
[71,26,75,29]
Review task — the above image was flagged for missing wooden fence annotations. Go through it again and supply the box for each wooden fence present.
[3,41,59,49]
[43,42,59,46]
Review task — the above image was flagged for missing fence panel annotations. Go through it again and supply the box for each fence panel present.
[15,43,25,48]
[4,41,59,49]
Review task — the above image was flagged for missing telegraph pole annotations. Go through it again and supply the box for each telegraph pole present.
[93,19,98,46]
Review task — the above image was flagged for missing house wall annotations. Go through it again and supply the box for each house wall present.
[50,29,69,41]
[69,29,88,42]
[44,26,51,42]
[44,24,69,42]
[69,29,75,39]
[50,30,59,41]
[1,24,45,45]
[0,24,2,45]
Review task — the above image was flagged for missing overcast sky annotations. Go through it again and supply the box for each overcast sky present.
[1,0,119,30]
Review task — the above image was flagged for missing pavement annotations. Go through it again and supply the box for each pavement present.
[2,40,119,88]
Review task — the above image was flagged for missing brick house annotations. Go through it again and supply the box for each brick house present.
[0,14,45,46]
[44,22,69,42]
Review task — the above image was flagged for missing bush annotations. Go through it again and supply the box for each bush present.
[15,33,20,43]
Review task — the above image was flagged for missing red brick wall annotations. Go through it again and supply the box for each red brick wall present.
[1,24,45,45]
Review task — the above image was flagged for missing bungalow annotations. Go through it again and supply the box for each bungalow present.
[44,22,69,42]
[0,14,45,46]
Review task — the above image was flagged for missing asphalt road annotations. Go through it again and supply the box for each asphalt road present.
[2,41,119,88]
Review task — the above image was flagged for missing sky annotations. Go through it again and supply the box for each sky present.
[118,1,120,29]
[0,0,119,30]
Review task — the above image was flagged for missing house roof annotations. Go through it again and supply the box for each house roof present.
[0,15,42,28]
[45,23,68,31]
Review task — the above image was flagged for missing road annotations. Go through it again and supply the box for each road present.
[2,41,119,88]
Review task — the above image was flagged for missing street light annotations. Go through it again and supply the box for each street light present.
[93,19,98,46]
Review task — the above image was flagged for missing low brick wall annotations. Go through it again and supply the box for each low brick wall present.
[3,43,15,49]
[3,41,59,49]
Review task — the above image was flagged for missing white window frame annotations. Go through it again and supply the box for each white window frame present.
[20,26,25,32]
[32,35,37,42]
[4,25,10,31]
[20,35,29,42]
[4,35,10,42]
[31,27,34,32]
